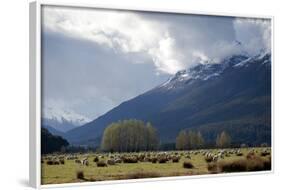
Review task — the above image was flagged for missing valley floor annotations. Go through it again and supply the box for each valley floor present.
[41,147,271,185]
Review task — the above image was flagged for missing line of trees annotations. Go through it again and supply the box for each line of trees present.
[101,119,159,152]
[176,130,204,150]
[176,130,232,150]
[216,131,232,148]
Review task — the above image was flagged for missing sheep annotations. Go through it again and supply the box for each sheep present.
[172,156,180,163]
[96,161,107,167]
[93,157,99,162]
[82,160,89,166]
[107,159,115,165]
[185,155,191,159]
[114,158,122,164]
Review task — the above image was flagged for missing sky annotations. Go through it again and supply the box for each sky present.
[41,5,271,122]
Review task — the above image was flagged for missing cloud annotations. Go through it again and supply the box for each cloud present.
[233,17,271,55]
[42,6,243,75]
[43,6,172,72]
[41,31,168,119]
[42,6,271,119]
[43,6,271,75]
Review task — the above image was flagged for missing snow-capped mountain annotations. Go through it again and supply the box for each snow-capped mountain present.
[42,107,91,132]
[65,52,271,146]
[160,52,271,90]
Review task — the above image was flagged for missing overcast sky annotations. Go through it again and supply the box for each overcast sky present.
[41,5,271,121]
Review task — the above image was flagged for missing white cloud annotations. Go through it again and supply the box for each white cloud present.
[43,6,271,76]
[233,18,271,55]
[148,33,185,74]
[42,6,272,119]
[43,6,174,72]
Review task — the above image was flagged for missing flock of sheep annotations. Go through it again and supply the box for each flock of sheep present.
[42,147,271,170]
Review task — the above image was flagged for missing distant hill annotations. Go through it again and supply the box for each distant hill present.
[41,127,69,154]
[65,53,271,146]
[42,125,65,137]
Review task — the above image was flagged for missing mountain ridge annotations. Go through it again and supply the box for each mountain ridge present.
[65,52,271,146]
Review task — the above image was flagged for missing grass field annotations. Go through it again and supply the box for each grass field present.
[41,147,271,185]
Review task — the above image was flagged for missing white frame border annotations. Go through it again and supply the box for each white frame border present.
[29,1,274,189]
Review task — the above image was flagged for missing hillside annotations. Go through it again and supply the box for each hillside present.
[65,53,271,146]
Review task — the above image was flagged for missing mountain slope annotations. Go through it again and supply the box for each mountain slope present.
[65,53,271,146]
[41,127,69,154]
[42,107,90,132]
[42,125,65,137]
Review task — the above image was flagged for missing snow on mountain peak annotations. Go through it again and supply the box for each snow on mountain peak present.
[43,107,91,126]
[160,53,255,90]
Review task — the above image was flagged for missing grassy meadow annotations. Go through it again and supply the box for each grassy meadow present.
[41,147,271,185]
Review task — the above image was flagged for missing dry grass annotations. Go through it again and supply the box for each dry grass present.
[123,171,161,179]
[218,155,271,172]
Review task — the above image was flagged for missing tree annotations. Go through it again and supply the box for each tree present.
[176,130,205,150]
[196,131,205,149]
[101,119,159,152]
[216,131,231,148]
[41,127,69,154]
[176,130,188,150]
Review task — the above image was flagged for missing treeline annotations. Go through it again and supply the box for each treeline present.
[101,119,159,152]
[176,130,204,150]
[42,119,268,154]
[41,128,69,154]
[176,130,232,150]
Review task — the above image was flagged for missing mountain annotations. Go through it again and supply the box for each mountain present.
[65,53,271,146]
[42,125,65,137]
[42,107,90,132]
[41,127,69,154]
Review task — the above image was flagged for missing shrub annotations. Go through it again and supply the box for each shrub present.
[263,157,271,170]
[59,160,65,165]
[158,158,167,164]
[123,172,160,179]
[247,156,265,171]
[172,157,180,163]
[183,161,194,169]
[236,153,243,156]
[218,156,271,173]
[207,162,218,174]
[54,161,60,165]
[123,157,138,163]
[76,170,84,180]
[46,160,54,165]
[151,157,157,163]
[205,157,213,163]
[96,161,107,167]
[219,159,247,172]
[246,152,256,160]
[260,152,270,157]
